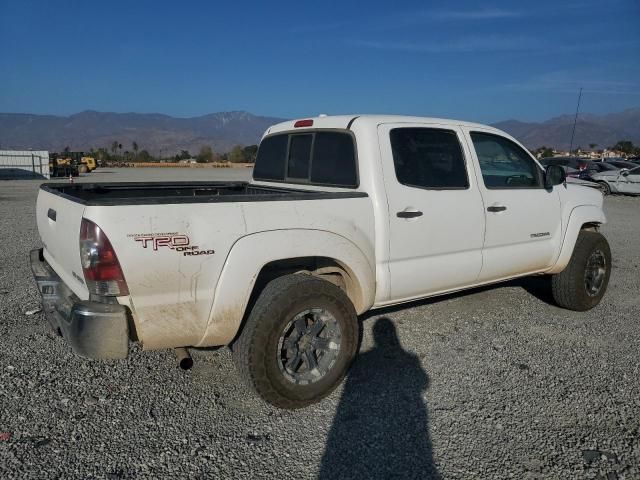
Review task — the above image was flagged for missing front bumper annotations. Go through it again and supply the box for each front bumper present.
[29,248,129,359]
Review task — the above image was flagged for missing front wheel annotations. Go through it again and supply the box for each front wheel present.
[231,274,359,409]
[551,231,611,311]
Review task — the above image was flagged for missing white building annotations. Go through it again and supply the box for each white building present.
[0,151,50,179]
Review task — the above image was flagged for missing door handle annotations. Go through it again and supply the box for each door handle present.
[397,209,423,219]
[487,205,507,213]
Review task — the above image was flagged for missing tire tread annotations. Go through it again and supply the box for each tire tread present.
[551,231,611,311]
[231,274,358,409]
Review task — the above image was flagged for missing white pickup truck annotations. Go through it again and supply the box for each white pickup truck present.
[31,115,611,409]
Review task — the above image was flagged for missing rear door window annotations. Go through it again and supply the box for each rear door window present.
[390,128,469,189]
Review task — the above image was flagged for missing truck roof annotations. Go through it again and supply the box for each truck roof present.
[265,114,502,136]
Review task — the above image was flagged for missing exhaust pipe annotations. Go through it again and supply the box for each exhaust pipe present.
[175,347,193,370]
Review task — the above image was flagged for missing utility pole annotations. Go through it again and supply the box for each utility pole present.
[568,87,582,156]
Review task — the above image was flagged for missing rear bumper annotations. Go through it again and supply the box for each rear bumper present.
[29,248,129,359]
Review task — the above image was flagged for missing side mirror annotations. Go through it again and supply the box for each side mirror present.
[544,165,566,188]
[620,168,630,176]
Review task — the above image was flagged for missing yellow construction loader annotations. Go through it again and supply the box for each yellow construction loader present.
[50,151,97,174]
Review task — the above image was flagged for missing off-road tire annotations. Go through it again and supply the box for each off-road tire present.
[231,274,359,409]
[551,231,611,311]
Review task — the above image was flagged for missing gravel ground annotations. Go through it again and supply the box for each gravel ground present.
[1,172,639,479]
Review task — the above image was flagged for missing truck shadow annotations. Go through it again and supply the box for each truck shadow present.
[0,169,49,180]
[514,276,555,305]
[319,317,440,480]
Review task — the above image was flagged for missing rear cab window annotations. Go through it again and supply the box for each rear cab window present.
[287,134,312,179]
[253,130,358,188]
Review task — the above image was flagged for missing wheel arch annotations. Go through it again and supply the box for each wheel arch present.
[195,229,375,347]
[249,256,364,311]
[596,180,613,194]
[548,205,607,274]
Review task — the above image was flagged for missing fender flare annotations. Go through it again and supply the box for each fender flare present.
[548,205,606,274]
[195,229,376,347]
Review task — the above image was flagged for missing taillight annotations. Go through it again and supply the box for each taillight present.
[79,218,129,296]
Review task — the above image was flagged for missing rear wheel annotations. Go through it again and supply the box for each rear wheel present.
[551,231,611,311]
[232,274,359,409]
[597,181,611,195]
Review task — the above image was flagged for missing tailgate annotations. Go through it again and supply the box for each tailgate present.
[36,188,90,299]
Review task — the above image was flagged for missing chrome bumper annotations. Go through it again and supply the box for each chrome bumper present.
[29,248,129,359]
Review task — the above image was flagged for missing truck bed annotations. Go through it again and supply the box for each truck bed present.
[40,181,367,206]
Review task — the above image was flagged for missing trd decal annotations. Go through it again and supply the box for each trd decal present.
[128,233,214,256]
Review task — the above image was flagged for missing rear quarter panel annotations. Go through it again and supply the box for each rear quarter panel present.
[197,197,376,347]
[84,195,374,349]
[83,202,246,349]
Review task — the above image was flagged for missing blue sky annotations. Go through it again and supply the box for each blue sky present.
[1,0,639,122]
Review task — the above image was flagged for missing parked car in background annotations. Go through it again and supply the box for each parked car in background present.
[563,166,581,178]
[540,160,611,192]
[579,161,619,180]
[589,166,640,195]
[576,162,620,192]
[604,159,638,170]
[540,156,591,170]
[540,158,588,181]
[565,175,606,192]
[583,162,619,174]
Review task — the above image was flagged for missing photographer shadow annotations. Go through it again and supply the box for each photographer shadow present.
[319,317,440,480]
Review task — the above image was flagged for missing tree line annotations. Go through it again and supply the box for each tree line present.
[82,141,259,164]
[71,138,640,165]
[532,140,640,158]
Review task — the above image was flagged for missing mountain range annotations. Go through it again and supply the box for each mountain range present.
[492,108,640,151]
[0,110,283,155]
[0,108,638,154]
